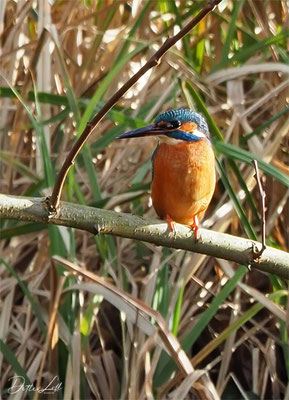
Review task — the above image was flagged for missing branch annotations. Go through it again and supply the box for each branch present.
[48,0,222,211]
[1,194,288,280]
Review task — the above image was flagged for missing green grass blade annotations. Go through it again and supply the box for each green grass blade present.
[0,258,46,335]
[24,179,46,197]
[31,76,55,187]
[229,159,260,222]
[50,33,81,125]
[131,159,151,187]
[152,248,170,318]
[219,0,246,68]
[29,90,70,106]
[82,146,102,201]
[171,252,188,336]
[214,141,289,188]
[0,151,39,182]
[217,159,257,240]
[40,108,70,126]
[241,106,289,143]
[0,339,34,399]
[73,180,88,205]
[230,29,289,65]
[194,23,206,72]
[172,283,185,336]
[0,222,46,239]
[154,266,248,387]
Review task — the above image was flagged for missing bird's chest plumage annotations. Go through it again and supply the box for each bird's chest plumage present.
[151,140,215,225]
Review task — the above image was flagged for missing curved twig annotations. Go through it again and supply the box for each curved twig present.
[252,160,267,258]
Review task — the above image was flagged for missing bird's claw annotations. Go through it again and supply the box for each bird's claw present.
[190,215,199,240]
[166,214,177,233]
[190,225,199,240]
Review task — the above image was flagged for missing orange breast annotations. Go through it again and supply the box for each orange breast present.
[151,139,215,225]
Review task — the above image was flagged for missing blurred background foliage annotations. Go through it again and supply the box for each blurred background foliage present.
[0,0,288,399]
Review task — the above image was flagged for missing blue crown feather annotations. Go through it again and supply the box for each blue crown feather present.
[155,108,209,135]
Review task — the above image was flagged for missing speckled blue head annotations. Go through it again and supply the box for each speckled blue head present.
[155,108,210,142]
[116,108,210,142]
[155,109,208,133]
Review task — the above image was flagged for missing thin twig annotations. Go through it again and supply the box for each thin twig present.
[252,159,267,258]
[48,0,222,211]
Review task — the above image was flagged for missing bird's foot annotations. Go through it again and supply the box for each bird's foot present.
[166,214,177,233]
[190,216,199,240]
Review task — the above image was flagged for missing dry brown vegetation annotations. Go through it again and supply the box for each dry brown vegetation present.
[0,1,288,399]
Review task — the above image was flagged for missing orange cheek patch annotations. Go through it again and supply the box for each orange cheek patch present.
[180,122,197,132]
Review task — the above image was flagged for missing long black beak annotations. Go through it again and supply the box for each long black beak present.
[116,124,169,139]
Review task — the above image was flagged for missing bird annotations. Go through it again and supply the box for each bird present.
[116,108,215,238]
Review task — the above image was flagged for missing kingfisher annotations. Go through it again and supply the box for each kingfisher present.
[117,108,215,238]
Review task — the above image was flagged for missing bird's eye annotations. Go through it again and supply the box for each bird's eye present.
[157,120,181,129]
[169,120,182,129]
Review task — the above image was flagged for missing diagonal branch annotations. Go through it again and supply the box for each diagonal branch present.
[1,194,288,279]
[48,0,222,211]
